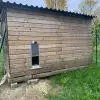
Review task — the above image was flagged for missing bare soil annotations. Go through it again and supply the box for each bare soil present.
[0,79,51,100]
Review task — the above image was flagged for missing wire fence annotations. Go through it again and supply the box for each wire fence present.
[93,32,100,64]
[95,42,100,64]
[0,50,4,80]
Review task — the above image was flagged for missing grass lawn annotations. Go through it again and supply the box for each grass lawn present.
[0,51,4,81]
[47,44,100,100]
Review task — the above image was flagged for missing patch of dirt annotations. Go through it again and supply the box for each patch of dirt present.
[48,86,63,96]
[0,79,51,100]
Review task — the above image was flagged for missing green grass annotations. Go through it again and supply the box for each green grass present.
[0,51,4,81]
[47,44,100,100]
[47,64,100,100]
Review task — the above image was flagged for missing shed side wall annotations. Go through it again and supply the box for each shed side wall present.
[7,8,92,83]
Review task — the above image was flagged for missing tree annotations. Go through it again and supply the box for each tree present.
[44,0,67,11]
[92,18,100,46]
[78,0,97,15]
[94,7,100,18]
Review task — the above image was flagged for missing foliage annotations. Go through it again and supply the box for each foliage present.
[94,7,100,18]
[93,43,100,63]
[92,18,100,46]
[93,19,100,33]
[78,0,97,15]
[44,0,67,11]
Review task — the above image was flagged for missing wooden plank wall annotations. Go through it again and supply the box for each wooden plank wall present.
[7,8,92,83]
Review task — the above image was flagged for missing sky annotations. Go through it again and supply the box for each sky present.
[3,0,100,12]
[68,0,82,11]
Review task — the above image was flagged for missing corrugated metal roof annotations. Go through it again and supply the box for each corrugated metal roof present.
[0,1,95,19]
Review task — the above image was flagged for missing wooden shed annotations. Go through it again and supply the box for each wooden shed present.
[0,1,94,83]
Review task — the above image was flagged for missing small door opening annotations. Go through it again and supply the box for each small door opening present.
[31,41,40,69]
[32,56,39,65]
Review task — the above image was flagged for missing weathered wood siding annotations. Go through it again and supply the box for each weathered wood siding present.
[7,8,92,83]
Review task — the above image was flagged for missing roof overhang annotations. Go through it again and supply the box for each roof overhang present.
[0,1,95,19]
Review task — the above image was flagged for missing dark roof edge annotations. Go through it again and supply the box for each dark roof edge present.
[0,1,95,19]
